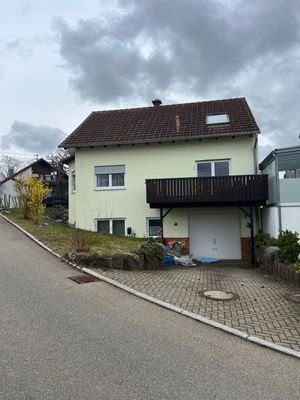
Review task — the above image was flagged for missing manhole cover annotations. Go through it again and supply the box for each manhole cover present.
[284,293,300,304]
[68,275,100,284]
[199,290,239,301]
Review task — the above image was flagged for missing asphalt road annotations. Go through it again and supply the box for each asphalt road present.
[0,216,299,400]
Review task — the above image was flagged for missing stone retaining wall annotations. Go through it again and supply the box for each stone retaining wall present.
[75,252,162,270]
[256,247,300,287]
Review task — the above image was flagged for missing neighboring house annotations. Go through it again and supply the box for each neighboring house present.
[59,98,268,263]
[0,158,68,207]
[259,145,300,237]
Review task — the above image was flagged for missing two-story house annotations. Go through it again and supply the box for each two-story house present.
[259,145,300,237]
[0,158,68,208]
[0,158,54,206]
[59,98,268,263]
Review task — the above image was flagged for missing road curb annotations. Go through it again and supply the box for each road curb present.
[1,212,300,360]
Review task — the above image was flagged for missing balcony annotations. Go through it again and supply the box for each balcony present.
[146,175,268,208]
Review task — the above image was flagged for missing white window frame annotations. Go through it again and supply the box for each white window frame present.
[71,171,76,192]
[96,218,126,236]
[147,218,161,237]
[94,165,125,190]
[206,113,230,125]
[196,159,231,177]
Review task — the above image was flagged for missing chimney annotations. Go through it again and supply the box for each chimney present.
[152,98,162,107]
[8,167,14,177]
[175,115,180,133]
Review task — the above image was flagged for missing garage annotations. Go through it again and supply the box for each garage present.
[189,214,241,260]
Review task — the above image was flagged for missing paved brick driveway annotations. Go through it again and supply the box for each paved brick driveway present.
[92,262,300,351]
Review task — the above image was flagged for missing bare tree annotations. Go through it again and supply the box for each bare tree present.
[45,149,71,207]
[0,155,25,179]
[46,149,70,178]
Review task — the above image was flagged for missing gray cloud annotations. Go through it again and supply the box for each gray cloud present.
[4,35,53,59]
[1,121,65,154]
[53,0,300,155]
[20,0,32,15]
[5,37,33,58]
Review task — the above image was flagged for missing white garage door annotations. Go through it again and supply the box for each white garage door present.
[189,214,241,260]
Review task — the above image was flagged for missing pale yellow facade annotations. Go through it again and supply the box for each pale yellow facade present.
[69,135,257,239]
[0,166,34,198]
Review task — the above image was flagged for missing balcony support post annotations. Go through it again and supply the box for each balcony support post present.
[249,205,256,266]
[159,208,173,244]
[160,208,164,243]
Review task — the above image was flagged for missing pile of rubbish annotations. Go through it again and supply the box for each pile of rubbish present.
[163,241,196,267]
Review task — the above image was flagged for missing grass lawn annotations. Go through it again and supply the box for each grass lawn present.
[2,208,146,257]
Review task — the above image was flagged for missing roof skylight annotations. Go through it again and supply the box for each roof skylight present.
[206,113,230,125]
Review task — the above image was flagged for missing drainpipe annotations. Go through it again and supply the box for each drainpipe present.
[249,206,256,266]
[274,153,282,233]
[253,134,258,174]
[252,134,261,232]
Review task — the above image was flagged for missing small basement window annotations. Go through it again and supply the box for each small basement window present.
[97,219,125,236]
[206,113,230,124]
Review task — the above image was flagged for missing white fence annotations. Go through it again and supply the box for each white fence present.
[0,195,21,208]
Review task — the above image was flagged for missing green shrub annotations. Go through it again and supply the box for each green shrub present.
[268,237,279,246]
[256,231,271,246]
[277,230,300,264]
[264,246,280,261]
[288,263,300,272]
[256,230,279,247]
[138,238,165,261]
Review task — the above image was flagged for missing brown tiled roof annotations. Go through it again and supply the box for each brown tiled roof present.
[59,98,260,148]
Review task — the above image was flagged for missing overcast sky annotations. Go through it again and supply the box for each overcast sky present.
[1,0,300,163]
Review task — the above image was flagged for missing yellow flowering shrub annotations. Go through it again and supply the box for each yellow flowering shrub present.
[15,177,51,224]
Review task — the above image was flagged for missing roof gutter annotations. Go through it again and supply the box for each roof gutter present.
[59,130,260,149]
[259,150,276,170]
[259,145,300,170]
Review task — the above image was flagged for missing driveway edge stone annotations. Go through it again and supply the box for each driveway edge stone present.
[1,213,300,360]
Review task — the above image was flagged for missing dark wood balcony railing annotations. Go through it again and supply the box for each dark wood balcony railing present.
[146,175,268,207]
